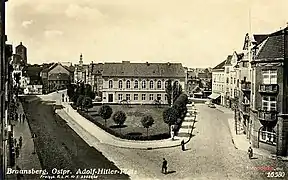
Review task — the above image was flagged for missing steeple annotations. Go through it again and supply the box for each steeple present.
[79,53,83,65]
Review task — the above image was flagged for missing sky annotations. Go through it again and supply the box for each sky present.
[5,0,288,68]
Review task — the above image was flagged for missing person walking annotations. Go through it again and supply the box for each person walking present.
[14,138,17,147]
[19,136,23,149]
[248,146,253,159]
[22,114,25,122]
[181,140,185,151]
[162,158,168,174]
[15,145,20,158]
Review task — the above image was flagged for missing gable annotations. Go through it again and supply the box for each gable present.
[48,64,70,76]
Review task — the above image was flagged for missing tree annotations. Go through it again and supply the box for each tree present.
[76,95,85,110]
[99,105,113,126]
[163,107,178,132]
[172,81,183,104]
[141,115,154,137]
[112,111,127,134]
[165,80,172,106]
[67,84,77,101]
[82,97,93,112]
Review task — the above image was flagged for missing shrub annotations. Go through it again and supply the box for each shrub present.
[98,105,113,126]
[141,115,154,137]
[112,111,127,134]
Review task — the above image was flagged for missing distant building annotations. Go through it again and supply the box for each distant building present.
[40,63,74,93]
[15,42,27,65]
[87,62,104,96]
[74,54,89,83]
[101,61,186,104]
[24,85,42,95]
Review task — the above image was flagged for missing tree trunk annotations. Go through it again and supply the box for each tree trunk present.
[105,119,107,126]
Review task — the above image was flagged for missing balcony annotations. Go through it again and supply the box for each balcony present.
[258,84,279,95]
[241,82,251,92]
[258,109,278,127]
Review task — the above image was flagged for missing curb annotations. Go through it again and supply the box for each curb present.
[59,108,185,150]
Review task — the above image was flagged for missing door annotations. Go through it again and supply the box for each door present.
[108,94,113,102]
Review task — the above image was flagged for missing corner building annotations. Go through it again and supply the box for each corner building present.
[250,27,288,156]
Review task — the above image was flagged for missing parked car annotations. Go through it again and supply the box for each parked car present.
[208,103,216,108]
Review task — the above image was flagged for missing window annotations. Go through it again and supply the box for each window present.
[126,80,130,89]
[157,80,162,89]
[118,94,123,101]
[142,94,146,101]
[157,94,161,100]
[134,94,138,101]
[243,62,248,67]
[231,77,233,84]
[262,96,277,111]
[150,80,154,89]
[149,94,154,101]
[165,94,167,101]
[142,80,146,89]
[263,70,277,84]
[126,94,130,101]
[260,127,276,145]
[118,80,123,89]
[226,78,229,84]
[234,78,236,84]
[134,80,138,88]
[165,80,170,88]
[109,80,113,88]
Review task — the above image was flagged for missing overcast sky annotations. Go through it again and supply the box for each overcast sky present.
[6,0,288,68]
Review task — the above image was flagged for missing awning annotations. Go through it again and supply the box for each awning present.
[208,93,221,99]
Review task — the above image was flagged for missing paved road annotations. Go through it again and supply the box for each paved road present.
[21,96,129,180]
[28,92,288,180]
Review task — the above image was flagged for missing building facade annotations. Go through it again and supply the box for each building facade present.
[211,60,226,105]
[101,61,186,104]
[40,63,73,93]
[249,27,288,156]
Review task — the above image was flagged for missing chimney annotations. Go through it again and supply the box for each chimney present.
[167,62,170,66]
[146,62,150,66]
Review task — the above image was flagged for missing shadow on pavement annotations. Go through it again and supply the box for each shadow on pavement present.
[166,170,176,174]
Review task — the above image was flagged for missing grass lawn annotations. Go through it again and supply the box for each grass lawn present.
[87,104,170,137]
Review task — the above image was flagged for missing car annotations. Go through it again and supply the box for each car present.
[208,103,216,108]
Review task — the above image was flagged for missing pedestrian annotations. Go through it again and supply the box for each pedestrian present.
[162,158,168,174]
[15,145,20,158]
[22,114,25,122]
[15,113,18,122]
[248,146,253,159]
[14,138,17,146]
[181,140,185,151]
[19,136,22,149]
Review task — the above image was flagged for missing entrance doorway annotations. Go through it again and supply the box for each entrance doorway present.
[108,94,113,102]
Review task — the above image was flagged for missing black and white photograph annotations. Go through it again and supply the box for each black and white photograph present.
[1,0,288,179]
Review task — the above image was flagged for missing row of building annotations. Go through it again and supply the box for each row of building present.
[211,26,288,156]
[12,45,212,104]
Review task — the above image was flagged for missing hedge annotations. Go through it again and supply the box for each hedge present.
[172,93,189,133]
[76,108,170,141]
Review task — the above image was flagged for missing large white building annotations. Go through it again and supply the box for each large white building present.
[101,61,186,104]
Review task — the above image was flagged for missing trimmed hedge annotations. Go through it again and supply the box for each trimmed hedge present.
[76,108,170,141]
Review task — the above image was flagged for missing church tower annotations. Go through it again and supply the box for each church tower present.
[79,53,83,66]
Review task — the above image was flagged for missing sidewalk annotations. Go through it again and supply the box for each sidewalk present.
[216,104,288,161]
[7,100,42,179]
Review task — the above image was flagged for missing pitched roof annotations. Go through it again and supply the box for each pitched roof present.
[48,73,70,81]
[253,34,268,45]
[187,71,197,78]
[102,62,185,78]
[41,63,74,74]
[213,60,226,70]
[90,63,104,75]
[255,27,287,60]
[224,55,233,65]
